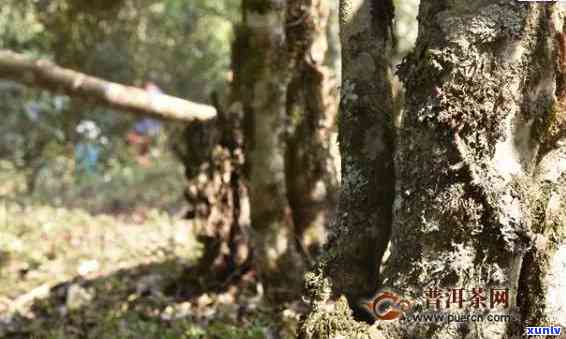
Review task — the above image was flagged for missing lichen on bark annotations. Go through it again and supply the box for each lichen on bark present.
[301,1,566,338]
[300,0,397,336]
[238,0,341,302]
[327,0,396,308]
[238,0,307,302]
[382,1,566,337]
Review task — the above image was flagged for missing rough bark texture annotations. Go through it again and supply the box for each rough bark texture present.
[173,28,256,294]
[0,49,216,122]
[300,0,396,336]
[178,0,339,303]
[237,0,306,302]
[174,94,250,289]
[285,0,339,260]
[380,1,566,337]
[327,0,395,309]
[301,1,566,338]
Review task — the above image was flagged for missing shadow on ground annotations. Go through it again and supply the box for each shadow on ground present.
[1,258,301,339]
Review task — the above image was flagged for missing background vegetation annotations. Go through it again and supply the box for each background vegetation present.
[0,1,421,338]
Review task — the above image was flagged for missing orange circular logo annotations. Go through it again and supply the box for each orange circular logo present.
[368,291,411,320]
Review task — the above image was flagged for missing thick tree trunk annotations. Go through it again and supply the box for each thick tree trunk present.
[378,2,566,337]
[301,1,566,338]
[337,0,395,299]
[300,0,396,335]
[236,0,340,302]
[236,0,306,302]
[285,0,339,260]
[325,0,396,307]
[179,0,339,302]
[175,96,250,292]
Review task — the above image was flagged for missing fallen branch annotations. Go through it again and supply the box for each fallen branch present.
[0,49,216,122]
[8,283,51,315]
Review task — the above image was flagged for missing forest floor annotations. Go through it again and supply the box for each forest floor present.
[0,153,300,338]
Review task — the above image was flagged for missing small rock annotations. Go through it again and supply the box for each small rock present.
[66,284,94,310]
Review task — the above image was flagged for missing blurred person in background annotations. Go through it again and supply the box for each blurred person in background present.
[75,120,101,176]
[126,81,162,166]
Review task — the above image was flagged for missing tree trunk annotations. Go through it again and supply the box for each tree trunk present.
[235,0,307,303]
[175,95,250,294]
[326,0,396,307]
[379,2,566,337]
[178,0,339,302]
[285,0,339,261]
[300,0,396,335]
[302,1,566,338]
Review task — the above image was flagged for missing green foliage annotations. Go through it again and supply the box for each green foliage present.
[0,86,69,193]
[207,322,265,339]
[0,0,240,194]
[1,140,187,214]
[0,1,49,52]
[0,2,308,338]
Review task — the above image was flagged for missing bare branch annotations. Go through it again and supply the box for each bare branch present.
[0,49,216,122]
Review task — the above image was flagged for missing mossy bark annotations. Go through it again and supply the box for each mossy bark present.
[327,0,396,309]
[300,0,397,335]
[301,1,566,338]
[237,0,341,301]
[285,0,339,260]
[180,0,339,302]
[238,0,306,302]
[380,2,566,336]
